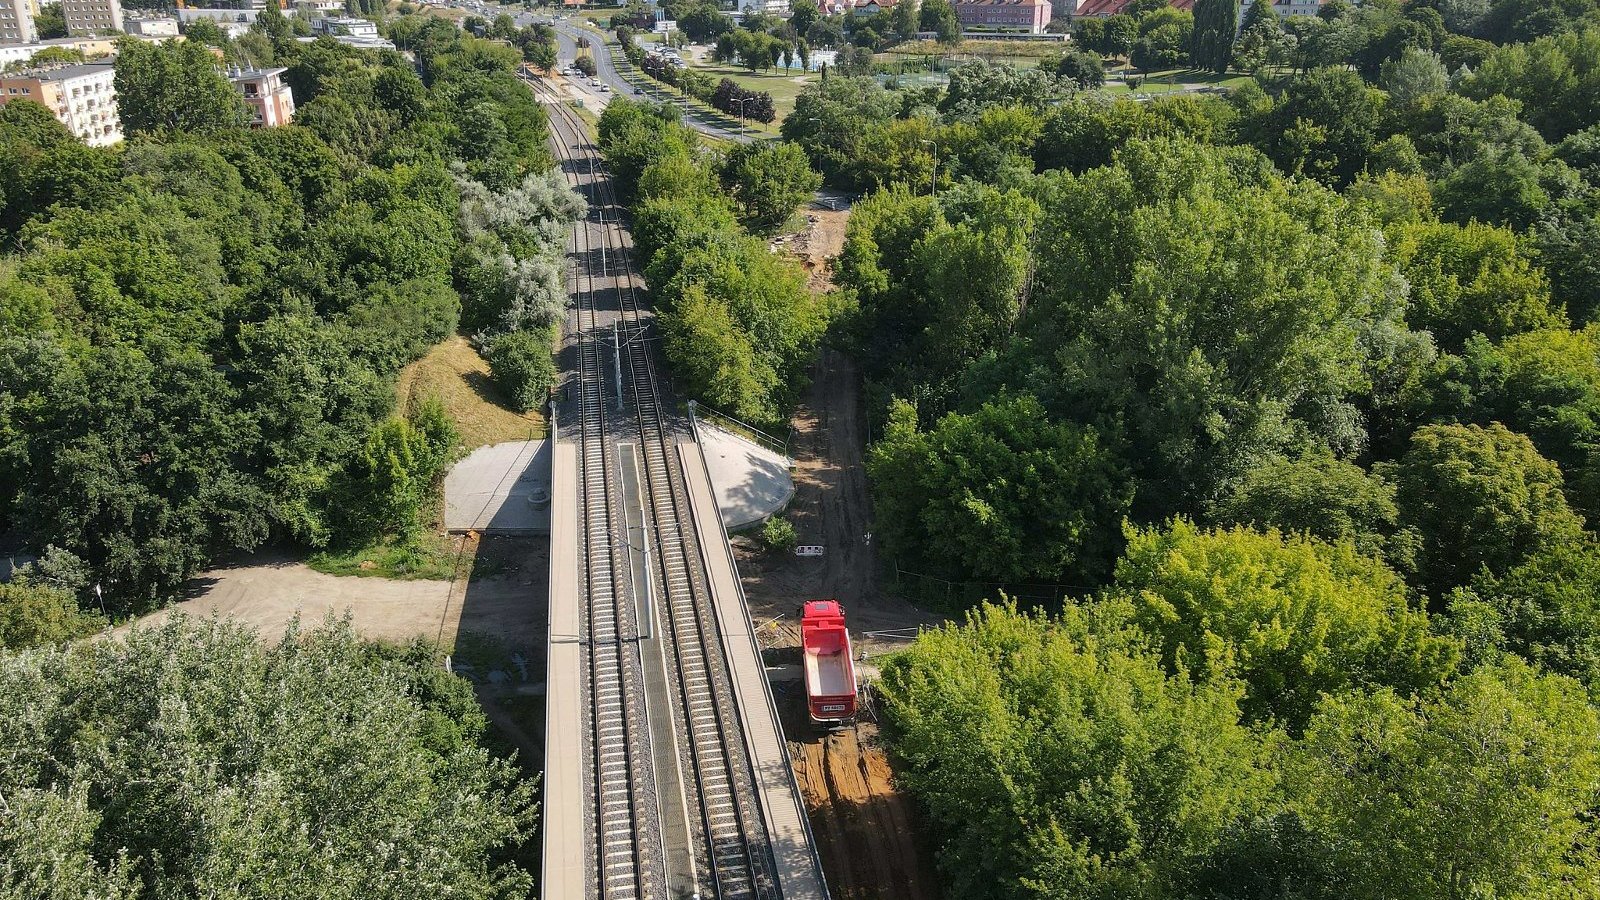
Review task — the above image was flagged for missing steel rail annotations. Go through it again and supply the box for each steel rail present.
[532,78,781,900]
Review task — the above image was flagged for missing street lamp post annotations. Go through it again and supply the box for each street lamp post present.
[920,139,939,197]
[731,95,752,134]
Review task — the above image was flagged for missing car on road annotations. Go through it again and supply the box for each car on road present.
[598,83,611,92]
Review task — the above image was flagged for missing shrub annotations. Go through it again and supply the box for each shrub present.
[761,515,798,553]
[485,328,556,413]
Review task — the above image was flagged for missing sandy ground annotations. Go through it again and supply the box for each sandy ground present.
[772,204,851,295]
[136,536,547,649]
[737,347,944,899]
[135,536,551,763]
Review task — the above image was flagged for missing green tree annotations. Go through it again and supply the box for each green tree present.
[660,283,775,423]
[0,616,539,899]
[867,396,1131,590]
[878,601,1274,900]
[1012,138,1399,518]
[484,329,555,414]
[1406,327,1600,521]
[919,0,960,43]
[1378,46,1447,109]
[1289,661,1600,898]
[780,77,899,188]
[1191,0,1239,73]
[791,0,820,36]
[1458,539,1600,688]
[32,2,64,38]
[1395,423,1587,599]
[114,40,250,135]
[890,0,918,42]
[1213,450,1412,568]
[336,400,459,541]
[184,16,229,47]
[1240,67,1384,185]
[721,141,823,233]
[0,580,102,650]
[1111,519,1457,731]
[1389,219,1563,352]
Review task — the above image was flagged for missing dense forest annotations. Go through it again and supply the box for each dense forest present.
[555,0,1600,896]
[0,12,582,615]
[0,12,568,895]
[0,616,540,898]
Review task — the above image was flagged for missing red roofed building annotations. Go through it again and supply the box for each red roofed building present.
[954,0,1053,33]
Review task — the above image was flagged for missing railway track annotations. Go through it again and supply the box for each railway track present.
[550,86,662,900]
[533,78,782,900]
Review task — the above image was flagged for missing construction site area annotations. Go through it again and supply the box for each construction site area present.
[735,342,944,900]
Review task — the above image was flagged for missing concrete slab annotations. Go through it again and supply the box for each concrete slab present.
[542,442,585,900]
[698,423,793,531]
[444,440,551,534]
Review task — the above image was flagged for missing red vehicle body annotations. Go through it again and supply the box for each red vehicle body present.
[801,600,857,725]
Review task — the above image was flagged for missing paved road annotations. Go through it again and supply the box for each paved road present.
[533,15,757,144]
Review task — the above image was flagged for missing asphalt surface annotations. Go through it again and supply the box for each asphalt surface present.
[528,13,757,144]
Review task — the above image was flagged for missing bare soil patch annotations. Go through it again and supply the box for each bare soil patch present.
[136,535,547,657]
[396,336,545,450]
[773,206,851,294]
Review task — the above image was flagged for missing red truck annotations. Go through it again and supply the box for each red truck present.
[801,600,858,726]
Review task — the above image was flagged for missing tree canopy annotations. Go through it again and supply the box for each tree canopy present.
[0,617,538,898]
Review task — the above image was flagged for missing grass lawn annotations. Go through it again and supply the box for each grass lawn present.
[1104,68,1253,94]
[309,530,463,581]
[683,57,817,126]
[395,335,545,450]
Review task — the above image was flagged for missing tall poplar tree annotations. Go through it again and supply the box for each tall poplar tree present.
[1190,0,1239,73]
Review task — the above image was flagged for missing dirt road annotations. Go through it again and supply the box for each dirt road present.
[777,683,938,900]
[736,348,941,647]
[737,346,944,899]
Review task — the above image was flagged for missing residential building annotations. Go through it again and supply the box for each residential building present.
[228,65,295,126]
[0,0,36,45]
[63,0,122,36]
[292,0,344,14]
[294,31,393,49]
[1242,0,1322,19]
[0,32,166,65]
[0,61,121,145]
[955,0,1051,32]
[736,0,788,16]
[176,7,261,24]
[312,15,377,36]
[124,14,177,35]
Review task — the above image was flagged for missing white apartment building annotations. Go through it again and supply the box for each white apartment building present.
[312,15,377,36]
[63,0,123,36]
[1242,0,1324,19]
[0,0,37,45]
[0,61,121,145]
[124,15,177,36]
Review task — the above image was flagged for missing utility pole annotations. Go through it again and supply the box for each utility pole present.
[613,321,623,411]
